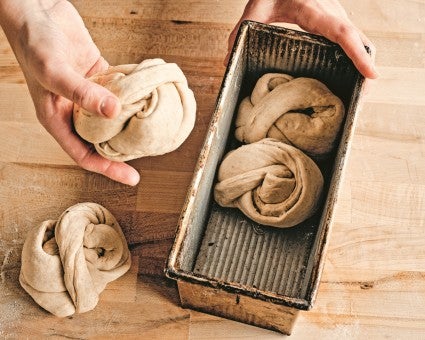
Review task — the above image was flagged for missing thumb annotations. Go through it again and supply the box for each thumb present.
[54,65,121,118]
[225,3,273,66]
[225,21,241,65]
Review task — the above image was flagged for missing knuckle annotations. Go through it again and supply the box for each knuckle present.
[76,153,94,172]
[333,22,356,42]
[72,81,93,108]
[35,59,59,89]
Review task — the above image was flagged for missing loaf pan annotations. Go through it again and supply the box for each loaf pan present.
[165,20,367,335]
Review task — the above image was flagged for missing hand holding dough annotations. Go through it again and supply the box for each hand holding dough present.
[73,58,196,161]
[214,139,324,228]
[19,203,131,317]
[235,73,345,157]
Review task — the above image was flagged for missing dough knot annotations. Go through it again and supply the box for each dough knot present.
[214,139,324,228]
[235,73,345,158]
[73,58,197,161]
[19,203,131,317]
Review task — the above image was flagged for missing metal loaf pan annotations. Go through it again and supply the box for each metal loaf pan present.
[166,21,366,335]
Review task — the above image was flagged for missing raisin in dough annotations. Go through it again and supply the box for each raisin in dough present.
[214,139,324,228]
[19,203,131,317]
[73,58,196,161]
[235,73,345,158]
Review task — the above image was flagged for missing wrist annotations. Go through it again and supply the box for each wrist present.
[0,0,60,58]
[0,1,25,31]
[0,0,59,31]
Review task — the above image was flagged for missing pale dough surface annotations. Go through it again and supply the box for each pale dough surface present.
[214,139,324,228]
[235,73,345,158]
[19,203,131,317]
[73,58,196,161]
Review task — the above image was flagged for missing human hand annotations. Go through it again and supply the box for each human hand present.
[227,0,378,79]
[0,0,140,185]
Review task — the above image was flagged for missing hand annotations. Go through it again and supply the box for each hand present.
[0,0,140,185]
[227,0,378,79]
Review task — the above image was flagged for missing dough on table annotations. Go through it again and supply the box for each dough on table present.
[73,58,196,161]
[214,139,324,228]
[19,203,131,317]
[235,73,345,158]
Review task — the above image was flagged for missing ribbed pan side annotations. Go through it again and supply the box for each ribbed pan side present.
[194,203,318,299]
[246,24,358,105]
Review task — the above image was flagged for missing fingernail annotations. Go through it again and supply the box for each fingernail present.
[100,96,119,118]
[127,170,140,186]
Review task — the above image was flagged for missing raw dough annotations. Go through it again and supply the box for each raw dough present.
[214,139,324,228]
[19,203,131,317]
[235,73,345,158]
[73,58,196,161]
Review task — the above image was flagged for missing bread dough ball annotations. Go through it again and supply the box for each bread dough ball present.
[235,73,345,158]
[19,203,131,317]
[214,139,324,228]
[73,58,196,161]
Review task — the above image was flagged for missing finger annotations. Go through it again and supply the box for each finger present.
[356,28,377,62]
[225,21,242,66]
[322,21,378,79]
[225,0,276,65]
[50,64,121,118]
[227,20,242,53]
[63,134,140,186]
[77,149,141,186]
[294,5,378,80]
[45,112,140,186]
[302,15,378,79]
[86,56,110,77]
[225,7,273,65]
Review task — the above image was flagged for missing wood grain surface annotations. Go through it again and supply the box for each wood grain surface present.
[1,0,425,338]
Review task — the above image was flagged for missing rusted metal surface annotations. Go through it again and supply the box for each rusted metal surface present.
[177,279,300,335]
[166,21,366,334]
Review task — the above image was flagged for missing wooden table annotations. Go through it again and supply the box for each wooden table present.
[1,1,424,338]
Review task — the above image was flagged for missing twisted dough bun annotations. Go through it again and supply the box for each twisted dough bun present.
[19,203,131,317]
[73,58,196,161]
[214,139,324,228]
[235,73,345,158]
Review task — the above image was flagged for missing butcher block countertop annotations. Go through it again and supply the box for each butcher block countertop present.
[1,1,424,338]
